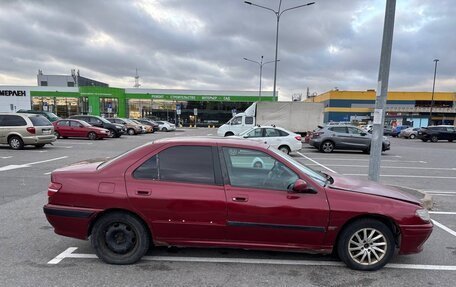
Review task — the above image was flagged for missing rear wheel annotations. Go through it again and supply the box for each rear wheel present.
[278,145,290,154]
[409,134,416,139]
[320,141,334,153]
[88,132,97,140]
[431,135,439,142]
[91,212,150,265]
[337,219,395,271]
[8,136,24,150]
[54,131,61,139]
[162,127,168,132]
[107,129,116,138]
[127,128,135,135]
[224,132,234,137]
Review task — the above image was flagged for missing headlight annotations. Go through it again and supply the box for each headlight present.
[416,209,430,222]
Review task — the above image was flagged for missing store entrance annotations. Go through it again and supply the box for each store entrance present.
[99,98,118,118]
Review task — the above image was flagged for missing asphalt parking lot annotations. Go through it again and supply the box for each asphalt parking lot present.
[1,128,455,286]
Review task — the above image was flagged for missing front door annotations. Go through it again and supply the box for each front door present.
[347,126,371,149]
[220,146,330,249]
[125,144,226,243]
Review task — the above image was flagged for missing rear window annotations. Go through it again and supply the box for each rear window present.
[29,116,51,126]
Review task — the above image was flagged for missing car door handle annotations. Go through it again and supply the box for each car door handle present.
[136,190,151,196]
[232,196,248,202]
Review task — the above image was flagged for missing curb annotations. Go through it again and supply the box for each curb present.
[390,185,433,210]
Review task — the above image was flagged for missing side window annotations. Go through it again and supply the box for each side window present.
[0,115,5,125]
[265,128,281,137]
[2,115,27,126]
[57,121,69,126]
[329,127,347,134]
[95,119,103,125]
[245,117,254,125]
[133,155,158,180]
[70,121,81,127]
[278,130,289,137]
[245,128,263,138]
[222,147,298,191]
[348,127,363,135]
[159,146,215,185]
[231,117,242,125]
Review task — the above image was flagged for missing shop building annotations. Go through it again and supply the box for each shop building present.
[307,90,456,126]
[0,85,276,126]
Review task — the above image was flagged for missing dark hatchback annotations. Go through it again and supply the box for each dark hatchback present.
[70,115,126,138]
[418,125,456,142]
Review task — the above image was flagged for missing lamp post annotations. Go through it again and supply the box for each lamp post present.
[244,0,315,98]
[429,59,439,125]
[244,56,278,101]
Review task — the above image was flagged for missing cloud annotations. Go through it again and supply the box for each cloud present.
[0,0,454,100]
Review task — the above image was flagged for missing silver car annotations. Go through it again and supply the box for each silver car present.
[309,125,390,153]
[0,113,56,149]
[399,127,420,139]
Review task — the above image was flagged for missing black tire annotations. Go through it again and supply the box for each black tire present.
[54,131,61,139]
[127,128,136,135]
[162,127,168,132]
[107,129,116,138]
[337,219,395,271]
[278,145,290,154]
[90,212,150,265]
[421,139,428,142]
[409,134,416,139]
[320,141,334,153]
[431,135,438,142]
[88,132,97,140]
[8,136,24,150]
[449,140,453,142]
[224,132,234,137]
[35,144,45,148]
[363,147,371,154]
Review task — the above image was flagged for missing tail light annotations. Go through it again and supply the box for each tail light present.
[48,182,62,196]
[26,127,36,134]
[295,135,302,141]
[312,131,323,138]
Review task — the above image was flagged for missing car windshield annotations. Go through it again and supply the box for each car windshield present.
[99,117,111,124]
[268,147,327,186]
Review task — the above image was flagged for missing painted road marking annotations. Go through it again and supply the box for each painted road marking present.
[426,191,456,194]
[343,174,456,179]
[0,156,68,172]
[433,220,456,237]
[44,171,53,175]
[297,152,337,173]
[430,211,456,215]
[0,156,13,159]
[54,142,93,145]
[48,247,456,270]
[305,164,456,171]
[303,158,426,164]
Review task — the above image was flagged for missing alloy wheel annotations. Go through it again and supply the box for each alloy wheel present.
[348,228,387,266]
[322,142,334,153]
[10,138,21,149]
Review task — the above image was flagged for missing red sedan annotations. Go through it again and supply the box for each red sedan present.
[53,119,110,140]
[43,137,432,270]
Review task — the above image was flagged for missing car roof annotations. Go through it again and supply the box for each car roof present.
[154,136,266,148]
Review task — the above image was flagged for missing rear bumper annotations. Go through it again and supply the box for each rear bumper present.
[399,222,433,255]
[43,204,102,240]
[309,139,321,148]
[22,135,56,145]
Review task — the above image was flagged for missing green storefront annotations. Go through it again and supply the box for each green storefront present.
[30,86,276,126]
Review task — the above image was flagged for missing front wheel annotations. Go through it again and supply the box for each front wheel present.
[54,131,61,139]
[409,134,416,139]
[431,136,438,142]
[278,145,290,154]
[161,127,168,132]
[107,129,116,138]
[224,132,234,137]
[91,212,150,265]
[320,141,334,153]
[337,219,395,271]
[88,132,97,140]
[9,136,24,150]
[127,128,136,135]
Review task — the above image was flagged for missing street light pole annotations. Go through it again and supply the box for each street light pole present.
[244,56,277,101]
[429,59,439,125]
[244,0,315,98]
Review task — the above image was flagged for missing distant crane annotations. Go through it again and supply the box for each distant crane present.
[133,68,141,88]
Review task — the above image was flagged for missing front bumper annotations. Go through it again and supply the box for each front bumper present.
[43,204,102,240]
[399,222,433,255]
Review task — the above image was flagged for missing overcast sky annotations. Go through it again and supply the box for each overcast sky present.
[0,0,454,100]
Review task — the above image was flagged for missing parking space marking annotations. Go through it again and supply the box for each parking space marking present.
[433,220,456,237]
[305,164,456,171]
[54,142,93,145]
[343,174,456,179]
[430,211,456,215]
[0,156,68,172]
[303,158,426,164]
[296,152,337,173]
[48,247,456,270]
[426,191,456,194]
[43,171,52,175]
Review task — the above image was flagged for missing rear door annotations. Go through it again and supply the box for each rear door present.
[55,120,70,136]
[125,144,227,243]
[327,126,350,148]
[263,128,282,148]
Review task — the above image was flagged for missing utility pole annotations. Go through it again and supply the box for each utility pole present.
[368,0,396,182]
[429,59,439,125]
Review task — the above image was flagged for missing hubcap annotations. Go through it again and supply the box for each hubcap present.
[104,222,137,254]
[10,139,20,148]
[348,228,387,265]
[323,143,333,152]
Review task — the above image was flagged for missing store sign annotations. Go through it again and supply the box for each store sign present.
[0,90,26,97]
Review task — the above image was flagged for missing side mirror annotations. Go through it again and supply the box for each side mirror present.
[290,179,315,194]
[360,132,367,136]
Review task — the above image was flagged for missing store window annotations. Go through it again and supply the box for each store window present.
[100,98,118,118]
[32,96,87,118]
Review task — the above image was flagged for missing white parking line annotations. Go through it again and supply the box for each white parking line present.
[48,247,456,270]
[54,142,93,145]
[297,152,337,173]
[430,211,456,215]
[305,158,426,164]
[432,220,456,237]
[0,156,68,172]
[426,191,456,194]
[0,156,13,159]
[43,171,53,175]
[305,164,456,171]
[343,174,456,179]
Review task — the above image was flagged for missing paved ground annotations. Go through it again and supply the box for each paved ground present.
[1,129,455,286]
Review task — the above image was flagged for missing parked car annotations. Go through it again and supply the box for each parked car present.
[383,127,394,136]
[0,113,55,149]
[391,125,410,137]
[106,118,142,135]
[43,137,432,271]
[53,119,110,140]
[417,125,456,142]
[309,125,390,153]
[399,127,420,139]
[233,125,302,154]
[156,121,176,132]
[17,109,60,122]
[70,115,125,138]
[130,119,152,133]
[135,119,159,132]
